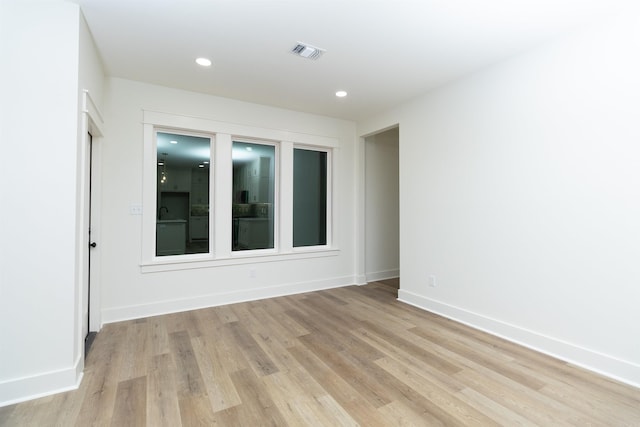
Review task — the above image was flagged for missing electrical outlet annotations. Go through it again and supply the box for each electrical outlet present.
[428,275,436,287]
[249,268,257,279]
[130,204,143,215]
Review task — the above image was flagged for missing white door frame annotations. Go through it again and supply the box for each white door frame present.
[79,90,104,344]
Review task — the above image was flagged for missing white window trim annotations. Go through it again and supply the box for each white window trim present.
[291,144,333,251]
[142,126,215,263]
[141,110,339,272]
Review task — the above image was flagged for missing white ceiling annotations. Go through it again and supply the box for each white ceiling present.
[74,0,631,121]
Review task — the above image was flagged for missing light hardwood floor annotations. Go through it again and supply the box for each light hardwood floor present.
[2,281,639,426]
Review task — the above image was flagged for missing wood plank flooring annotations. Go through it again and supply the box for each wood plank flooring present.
[2,280,639,426]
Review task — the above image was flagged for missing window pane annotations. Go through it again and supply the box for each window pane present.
[156,132,210,256]
[232,141,275,251]
[293,148,327,247]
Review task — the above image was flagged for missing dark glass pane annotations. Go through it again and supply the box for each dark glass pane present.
[232,141,275,251]
[293,149,327,247]
[156,132,210,256]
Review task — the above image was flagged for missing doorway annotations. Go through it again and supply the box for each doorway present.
[364,127,400,285]
[84,132,97,355]
[80,90,104,362]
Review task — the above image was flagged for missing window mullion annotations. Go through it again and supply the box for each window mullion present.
[280,141,294,252]
[215,133,233,258]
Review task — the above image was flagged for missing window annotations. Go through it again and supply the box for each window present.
[231,140,276,251]
[142,110,338,271]
[156,131,211,256]
[293,148,328,247]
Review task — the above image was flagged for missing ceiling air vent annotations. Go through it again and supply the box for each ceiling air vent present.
[291,42,325,60]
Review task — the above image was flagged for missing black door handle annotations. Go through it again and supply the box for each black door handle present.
[89,242,97,248]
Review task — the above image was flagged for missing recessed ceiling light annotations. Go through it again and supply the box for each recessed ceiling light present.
[203,161,209,164]
[246,147,253,152]
[169,140,178,144]
[336,90,347,98]
[198,164,205,168]
[195,57,212,67]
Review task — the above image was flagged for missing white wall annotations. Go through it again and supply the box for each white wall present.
[99,78,357,323]
[364,128,399,281]
[79,14,105,108]
[0,1,85,405]
[358,12,640,386]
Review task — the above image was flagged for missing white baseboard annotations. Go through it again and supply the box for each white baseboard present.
[366,269,399,283]
[355,274,368,285]
[398,289,640,389]
[102,275,357,324]
[0,355,83,407]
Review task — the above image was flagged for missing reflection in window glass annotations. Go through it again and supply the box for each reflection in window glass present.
[156,132,211,256]
[232,141,275,251]
[293,148,327,247]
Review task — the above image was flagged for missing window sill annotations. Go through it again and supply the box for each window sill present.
[140,247,340,273]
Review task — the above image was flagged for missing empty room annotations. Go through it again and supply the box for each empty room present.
[1,0,639,425]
